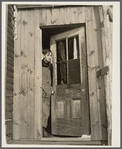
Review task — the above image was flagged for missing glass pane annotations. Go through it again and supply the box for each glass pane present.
[68,59,81,84]
[56,39,66,62]
[68,37,74,60]
[68,36,79,60]
[76,36,79,59]
[57,62,67,85]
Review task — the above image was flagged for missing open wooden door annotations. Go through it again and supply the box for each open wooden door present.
[50,26,90,136]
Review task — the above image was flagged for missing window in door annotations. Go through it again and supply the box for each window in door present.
[56,35,80,85]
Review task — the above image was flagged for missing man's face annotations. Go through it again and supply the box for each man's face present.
[44,52,52,63]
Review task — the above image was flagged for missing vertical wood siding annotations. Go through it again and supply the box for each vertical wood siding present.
[13,9,42,139]
[5,4,14,143]
[38,7,86,25]
[86,6,108,140]
[101,6,113,145]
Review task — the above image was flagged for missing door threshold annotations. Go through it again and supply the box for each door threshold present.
[41,135,91,141]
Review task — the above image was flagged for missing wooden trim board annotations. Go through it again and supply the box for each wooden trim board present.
[12,139,107,145]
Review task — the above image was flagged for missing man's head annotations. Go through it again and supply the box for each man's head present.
[42,49,52,63]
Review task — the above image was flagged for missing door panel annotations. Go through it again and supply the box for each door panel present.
[50,26,90,136]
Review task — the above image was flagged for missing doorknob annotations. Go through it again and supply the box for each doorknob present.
[51,90,55,95]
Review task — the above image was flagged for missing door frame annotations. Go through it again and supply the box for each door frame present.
[39,23,91,139]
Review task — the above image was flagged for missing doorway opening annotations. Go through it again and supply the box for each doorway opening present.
[41,24,91,138]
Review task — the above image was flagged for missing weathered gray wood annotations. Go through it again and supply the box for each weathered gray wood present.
[5,4,14,143]
[50,27,90,136]
[86,6,101,140]
[6,83,13,91]
[6,76,13,84]
[7,69,14,78]
[7,50,14,60]
[8,25,14,37]
[8,31,14,41]
[6,120,13,134]
[5,111,13,119]
[7,44,14,54]
[6,104,13,112]
[13,10,21,140]
[93,6,107,140]
[34,9,42,139]
[8,8,14,18]
[12,139,106,145]
[101,5,113,145]
[7,63,14,72]
[25,10,35,139]
[6,90,13,96]
[7,36,14,47]
[8,21,14,32]
[79,26,90,134]
[6,96,13,105]
[39,7,86,26]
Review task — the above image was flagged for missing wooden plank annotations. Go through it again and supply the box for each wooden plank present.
[12,139,106,145]
[79,26,90,134]
[107,7,113,22]
[93,6,107,140]
[7,37,14,49]
[7,50,14,60]
[86,6,101,140]
[46,9,51,25]
[15,10,35,139]
[6,83,13,91]
[72,7,78,23]
[8,5,14,12]
[7,44,14,54]
[5,4,9,128]
[70,7,77,24]
[7,34,14,44]
[13,10,21,140]
[7,63,14,72]
[78,7,86,23]
[6,76,13,84]
[58,8,64,24]
[6,104,13,112]
[8,13,14,25]
[8,21,14,32]
[6,96,13,105]
[50,8,59,25]
[8,8,14,18]
[8,25,14,36]
[41,9,47,25]
[19,10,28,139]
[102,6,113,145]
[6,90,13,96]
[34,9,42,139]
[8,31,14,41]
[7,69,14,78]
[5,111,13,119]
[6,120,13,134]
[7,57,14,66]
[65,7,70,24]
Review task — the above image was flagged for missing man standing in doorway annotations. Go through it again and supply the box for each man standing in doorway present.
[42,49,53,137]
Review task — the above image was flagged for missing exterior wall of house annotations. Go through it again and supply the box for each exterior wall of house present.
[5,4,14,143]
[5,5,113,145]
[101,6,113,146]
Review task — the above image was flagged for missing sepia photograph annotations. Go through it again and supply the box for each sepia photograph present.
[2,1,120,147]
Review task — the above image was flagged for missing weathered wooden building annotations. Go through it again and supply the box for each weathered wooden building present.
[5,4,113,145]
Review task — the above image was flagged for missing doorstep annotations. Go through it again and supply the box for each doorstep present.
[12,138,107,145]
